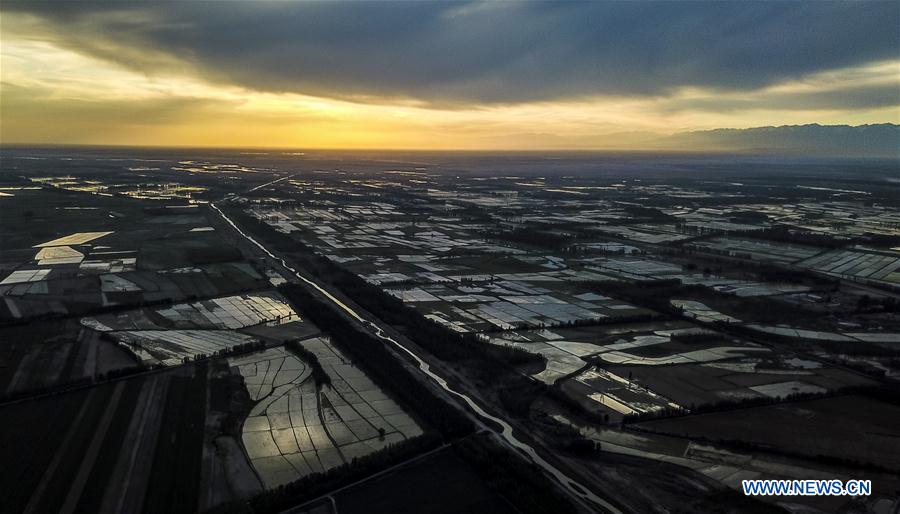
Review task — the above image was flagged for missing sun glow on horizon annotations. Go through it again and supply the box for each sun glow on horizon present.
[2,13,898,151]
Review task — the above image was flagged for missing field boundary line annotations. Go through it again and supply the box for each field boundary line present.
[22,388,97,514]
[59,381,126,514]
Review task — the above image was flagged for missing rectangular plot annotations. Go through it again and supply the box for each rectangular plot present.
[369,399,404,416]
[334,404,362,421]
[844,255,880,276]
[871,259,900,280]
[243,415,271,432]
[302,408,322,426]
[367,416,396,435]
[252,455,298,489]
[302,451,325,473]
[326,422,358,446]
[817,252,857,272]
[293,427,315,452]
[383,413,416,428]
[306,424,333,451]
[316,447,345,470]
[283,453,314,478]
[268,412,293,430]
[398,424,424,438]
[831,255,868,274]
[272,427,300,454]
[243,431,281,459]
[346,419,379,440]
[358,390,389,403]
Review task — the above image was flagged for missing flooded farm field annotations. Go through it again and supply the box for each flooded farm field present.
[231,338,422,488]
[0,188,270,322]
[4,147,900,514]
[81,291,307,365]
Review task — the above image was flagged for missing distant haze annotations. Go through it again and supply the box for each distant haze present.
[651,124,900,158]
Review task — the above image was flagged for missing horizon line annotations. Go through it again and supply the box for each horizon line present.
[2,142,898,160]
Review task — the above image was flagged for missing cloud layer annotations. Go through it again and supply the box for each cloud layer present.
[5,1,899,105]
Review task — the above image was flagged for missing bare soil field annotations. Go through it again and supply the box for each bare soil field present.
[637,394,900,469]
[603,361,875,407]
[334,447,516,514]
[0,319,136,397]
[0,364,211,514]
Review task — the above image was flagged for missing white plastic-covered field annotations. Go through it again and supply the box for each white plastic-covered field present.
[80,292,301,364]
[575,367,681,415]
[483,329,714,384]
[598,346,769,366]
[672,299,899,344]
[749,380,827,398]
[155,293,298,329]
[387,280,642,333]
[797,249,900,284]
[745,324,856,342]
[82,292,299,332]
[116,330,259,365]
[744,324,897,344]
[845,332,900,343]
[671,299,740,323]
[0,268,52,285]
[231,339,422,489]
[482,332,587,384]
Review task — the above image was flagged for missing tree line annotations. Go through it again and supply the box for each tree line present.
[283,339,331,388]
[278,283,475,439]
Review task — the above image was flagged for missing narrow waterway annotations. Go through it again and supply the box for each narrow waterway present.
[211,202,622,514]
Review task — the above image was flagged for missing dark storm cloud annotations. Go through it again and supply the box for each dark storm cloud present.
[4,1,899,104]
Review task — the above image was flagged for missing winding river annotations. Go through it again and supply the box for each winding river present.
[211,202,622,514]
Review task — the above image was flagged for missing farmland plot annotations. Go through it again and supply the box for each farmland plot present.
[688,236,821,264]
[0,188,268,322]
[393,280,644,333]
[637,394,900,470]
[482,325,723,385]
[797,249,900,284]
[0,365,208,514]
[81,291,303,365]
[672,299,896,343]
[116,330,260,366]
[481,331,589,384]
[565,367,682,416]
[230,339,422,488]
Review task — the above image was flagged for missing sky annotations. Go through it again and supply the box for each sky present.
[1,1,898,150]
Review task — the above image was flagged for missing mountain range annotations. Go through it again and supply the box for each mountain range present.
[652,123,899,157]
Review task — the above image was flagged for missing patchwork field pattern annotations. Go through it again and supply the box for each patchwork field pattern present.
[231,339,421,488]
[81,292,301,365]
